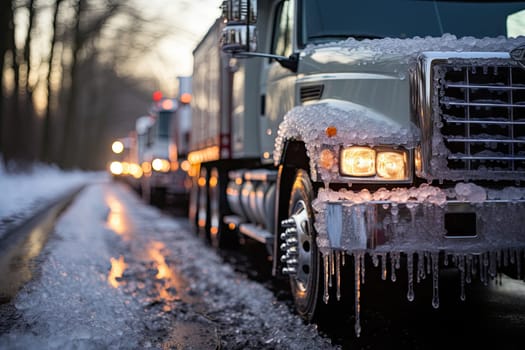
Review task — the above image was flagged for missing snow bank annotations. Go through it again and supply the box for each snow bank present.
[0,159,107,238]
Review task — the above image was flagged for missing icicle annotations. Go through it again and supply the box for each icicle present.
[372,253,379,268]
[459,255,466,301]
[391,253,397,282]
[466,255,472,284]
[517,249,522,280]
[483,252,490,286]
[431,252,440,309]
[489,251,497,279]
[323,254,330,304]
[329,251,334,288]
[510,249,516,264]
[354,252,362,338]
[336,251,341,301]
[406,252,415,302]
[472,255,478,277]
[331,251,336,276]
[381,253,387,281]
[426,251,431,276]
[360,253,366,285]
[342,251,346,266]
[417,251,425,283]
[443,252,449,267]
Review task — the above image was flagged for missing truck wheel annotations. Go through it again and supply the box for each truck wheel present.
[282,169,322,320]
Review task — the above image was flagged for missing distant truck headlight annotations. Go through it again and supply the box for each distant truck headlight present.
[152,158,171,172]
[340,146,408,180]
[110,161,123,175]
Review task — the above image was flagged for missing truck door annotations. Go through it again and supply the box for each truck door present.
[262,0,297,163]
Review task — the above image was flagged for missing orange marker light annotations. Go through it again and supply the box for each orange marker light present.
[326,126,337,138]
[180,93,192,104]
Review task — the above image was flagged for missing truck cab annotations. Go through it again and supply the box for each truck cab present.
[192,0,525,336]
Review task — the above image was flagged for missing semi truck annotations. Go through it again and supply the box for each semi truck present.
[141,80,192,206]
[188,0,525,336]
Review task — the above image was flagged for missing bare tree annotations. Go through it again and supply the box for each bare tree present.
[41,0,64,163]
[0,0,13,162]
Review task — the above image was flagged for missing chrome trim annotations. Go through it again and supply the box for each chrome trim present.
[296,72,399,84]
[413,51,525,180]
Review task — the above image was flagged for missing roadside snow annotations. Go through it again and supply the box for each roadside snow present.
[0,160,106,239]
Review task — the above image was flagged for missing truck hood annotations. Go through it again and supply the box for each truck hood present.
[299,34,525,75]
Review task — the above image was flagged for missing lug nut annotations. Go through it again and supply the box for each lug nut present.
[281,218,295,228]
[282,267,297,275]
[287,258,298,265]
[286,237,298,245]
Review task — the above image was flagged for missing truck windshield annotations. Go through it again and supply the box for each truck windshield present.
[299,0,525,47]
[157,111,171,139]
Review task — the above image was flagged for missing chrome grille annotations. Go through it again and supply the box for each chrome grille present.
[435,61,525,174]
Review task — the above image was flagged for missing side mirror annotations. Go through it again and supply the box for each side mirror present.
[220,0,257,54]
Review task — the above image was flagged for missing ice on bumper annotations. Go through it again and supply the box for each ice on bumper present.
[313,183,525,254]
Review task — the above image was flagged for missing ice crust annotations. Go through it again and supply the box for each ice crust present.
[312,183,525,337]
[303,34,525,64]
[274,100,419,182]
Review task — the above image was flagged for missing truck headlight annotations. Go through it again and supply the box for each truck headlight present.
[110,161,123,175]
[152,158,171,172]
[340,147,376,176]
[376,151,407,180]
[340,146,408,180]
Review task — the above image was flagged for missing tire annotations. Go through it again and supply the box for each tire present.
[284,169,323,320]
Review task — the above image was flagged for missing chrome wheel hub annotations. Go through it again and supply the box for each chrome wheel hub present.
[280,200,312,292]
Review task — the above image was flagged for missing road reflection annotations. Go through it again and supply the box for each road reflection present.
[108,255,128,288]
[148,241,181,311]
[104,187,186,311]
[105,192,132,239]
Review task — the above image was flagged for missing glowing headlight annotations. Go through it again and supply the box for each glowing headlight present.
[152,158,171,172]
[376,151,407,180]
[340,147,376,176]
[340,146,409,180]
[110,161,123,175]
[129,163,143,179]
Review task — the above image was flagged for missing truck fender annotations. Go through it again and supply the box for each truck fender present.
[273,99,419,182]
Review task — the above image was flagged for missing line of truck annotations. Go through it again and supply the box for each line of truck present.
[113,0,525,337]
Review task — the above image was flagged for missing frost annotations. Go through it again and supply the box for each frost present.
[454,182,486,203]
[312,181,525,336]
[303,34,525,65]
[274,100,419,181]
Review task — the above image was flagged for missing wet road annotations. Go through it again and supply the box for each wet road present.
[1,181,525,349]
[0,182,332,349]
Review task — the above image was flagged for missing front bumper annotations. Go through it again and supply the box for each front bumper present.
[313,188,525,255]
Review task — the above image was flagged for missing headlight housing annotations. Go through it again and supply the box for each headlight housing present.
[340,146,408,180]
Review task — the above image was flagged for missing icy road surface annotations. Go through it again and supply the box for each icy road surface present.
[0,182,335,349]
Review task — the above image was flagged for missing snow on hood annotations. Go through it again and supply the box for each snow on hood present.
[274,100,419,173]
[303,34,525,65]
